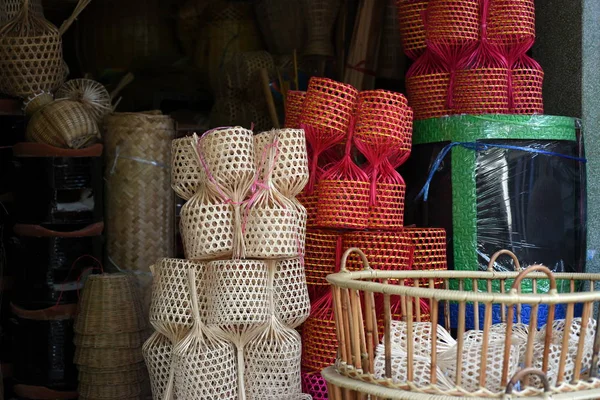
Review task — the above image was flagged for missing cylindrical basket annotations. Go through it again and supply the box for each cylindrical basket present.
[425,0,480,47]
[510,53,544,115]
[342,230,412,272]
[304,229,342,299]
[171,136,204,201]
[396,0,428,59]
[302,0,341,57]
[254,0,305,55]
[142,331,174,400]
[273,259,311,329]
[284,91,306,129]
[486,0,536,50]
[104,112,175,272]
[406,51,451,120]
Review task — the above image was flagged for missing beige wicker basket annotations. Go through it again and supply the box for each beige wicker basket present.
[302,0,341,57]
[74,330,145,349]
[323,248,600,399]
[142,331,175,400]
[104,112,175,272]
[25,97,100,149]
[273,258,311,329]
[0,0,43,25]
[74,346,144,369]
[55,79,112,123]
[78,364,146,385]
[78,381,142,398]
[0,0,89,98]
[171,136,205,201]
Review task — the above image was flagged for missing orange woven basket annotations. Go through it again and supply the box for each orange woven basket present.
[304,228,342,299]
[487,0,535,50]
[342,230,412,272]
[510,52,544,115]
[301,293,338,373]
[284,90,306,129]
[404,227,448,272]
[425,0,480,47]
[396,0,428,59]
[365,160,406,230]
[406,51,451,120]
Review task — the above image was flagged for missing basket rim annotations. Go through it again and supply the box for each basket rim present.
[327,248,600,305]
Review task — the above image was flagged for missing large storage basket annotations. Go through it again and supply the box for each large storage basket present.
[323,248,600,399]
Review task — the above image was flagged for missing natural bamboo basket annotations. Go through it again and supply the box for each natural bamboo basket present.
[142,331,175,400]
[74,346,144,369]
[324,248,600,398]
[0,0,43,25]
[78,382,142,399]
[284,91,306,129]
[254,0,305,55]
[273,258,311,329]
[148,258,207,343]
[171,136,205,200]
[302,0,341,57]
[173,269,238,400]
[78,364,146,385]
[25,97,100,149]
[74,330,144,349]
[55,79,112,123]
[104,112,175,272]
[0,0,89,98]
[75,274,146,335]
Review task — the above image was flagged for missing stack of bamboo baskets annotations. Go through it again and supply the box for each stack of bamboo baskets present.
[143,127,312,399]
[73,274,147,400]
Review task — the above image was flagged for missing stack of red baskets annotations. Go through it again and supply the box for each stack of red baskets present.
[400,0,543,120]
[285,77,450,399]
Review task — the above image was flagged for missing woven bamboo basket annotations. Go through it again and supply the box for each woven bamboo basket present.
[379,0,405,79]
[323,248,600,398]
[104,112,175,273]
[171,136,204,201]
[342,230,412,272]
[396,0,428,59]
[365,162,406,230]
[149,258,208,343]
[305,228,342,299]
[78,364,146,385]
[406,51,451,121]
[0,0,43,24]
[177,0,214,57]
[55,79,112,123]
[425,0,480,47]
[254,0,305,55]
[511,53,544,115]
[75,274,146,335]
[284,91,306,129]
[302,0,341,57]
[78,382,142,399]
[173,269,238,400]
[210,97,265,131]
[273,258,311,329]
[142,331,175,400]
[25,97,100,149]
[302,293,339,373]
[74,346,144,369]
[223,50,274,92]
[0,0,89,98]
[487,0,536,50]
[74,330,144,349]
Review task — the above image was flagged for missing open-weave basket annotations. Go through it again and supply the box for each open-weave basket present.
[173,268,239,400]
[196,127,256,258]
[171,136,204,201]
[510,52,544,115]
[284,91,306,129]
[142,331,175,400]
[406,51,451,120]
[0,0,89,98]
[396,0,428,59]
[210,97,262,129]
[487,0,536,50]
[379,0,405,80]
[149,258,207,343]
[254,0,305,55]
[244,317,303,399]
[254,129,309,197]
[179,186,235,261]
[104,112,175,272]
[342,230,412,272]
[302,370,329,400]
[405,227,448,272]
[425,0,480,47]
[75,274,146,335]
[366,161,406,230]
[302,0,341,57]
[273,259,310,329]
[25,98,100,149]
[304,229,341,298]
[0,0,43,25]
[301,293,338,373]
[55,79,112,123]
[223,50,274,92]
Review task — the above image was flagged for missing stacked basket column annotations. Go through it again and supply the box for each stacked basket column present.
[145,127,310,400]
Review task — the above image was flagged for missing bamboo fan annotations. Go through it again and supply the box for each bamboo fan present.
[0,0,91,98]
[148,258,207,343]
[194,128,255,258]
[55,79,112,122]
[173,268,238,400]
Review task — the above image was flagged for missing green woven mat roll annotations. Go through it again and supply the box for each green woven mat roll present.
[411,115,580,292]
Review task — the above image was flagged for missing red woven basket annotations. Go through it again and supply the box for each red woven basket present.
[365,160,406,230]
[396,0,429,59]
[425,0,480,47]
[342,230,412,272]
[405,227,448,272]
[301,293,338,373]
[284,90,306,129]
[304,228,342,299]
[487,0,535,50]
[406,51,451,120]
[510,52,544,115]
[302,370,329,400]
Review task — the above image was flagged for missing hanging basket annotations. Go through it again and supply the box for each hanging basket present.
[366,162,406,230]
[0,0,43,25]
[284,91,306,129]
[273,258,310,329]
[142,331,175,400]
[244,317,303,398]
[0,0,89,98]
[171,136,205,201]
[55,79,112,123]
[148,258,208,343]
[396,0,428,59]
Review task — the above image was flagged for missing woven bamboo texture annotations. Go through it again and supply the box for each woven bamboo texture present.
[74,330,144,349]
[302,0,341,57]
[78,363,146,385]
[171,136,205,201]
[254,0,305,55]
[325,248,600,398]
[511,54,544,115]
[26,99,100,149]
[55,79,112,123]
[284,91,306,129]
[0,0,43,25]
[305,228,341,299]
[78,382,142,399]
[273,259,310,329]
[396,0,428,59]
[302,370,329,400]
[425,0,480,46]
[301,294,338,373]
[342,231,412,272]
[487,0,536,49]
[142,331,175,400]
[379,0,405,80]
[104,112,175,272]
[406,51,451,120]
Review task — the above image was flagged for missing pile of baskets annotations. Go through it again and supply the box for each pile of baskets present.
[144,127,312,399]
[285,77,449,399]
[73,274,147,400]
[399,0,543,119]
[323,248,600,399]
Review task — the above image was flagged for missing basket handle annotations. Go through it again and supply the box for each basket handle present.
[487,249,521,272]
[340,247,371,272]
[509,264,557,294]
[505,368,551,394]
[58,0,92,36]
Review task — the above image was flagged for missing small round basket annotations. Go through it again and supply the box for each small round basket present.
[55,79,112,122]
[273,258,310,329]
[171,136,205,201]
